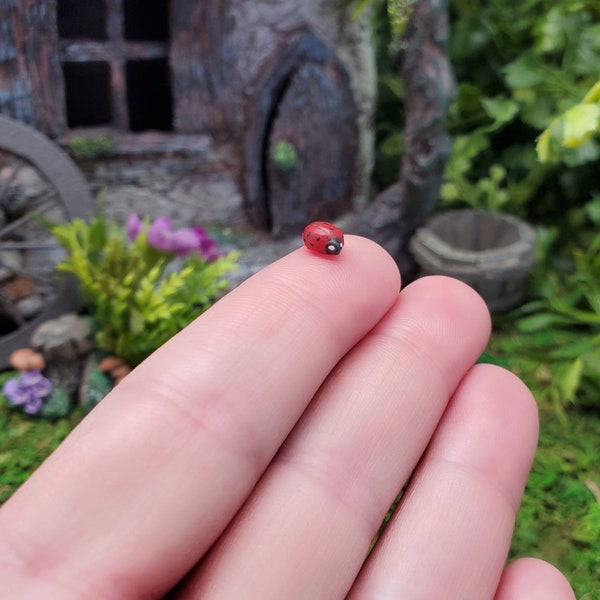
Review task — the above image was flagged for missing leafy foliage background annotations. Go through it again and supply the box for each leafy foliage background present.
[370,2,600,596]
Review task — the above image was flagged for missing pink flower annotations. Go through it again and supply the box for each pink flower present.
[146,217,220,260]
[194,226,220,262]
[147,216,176,251]
[169,228,206,258]
[126,214,143,241]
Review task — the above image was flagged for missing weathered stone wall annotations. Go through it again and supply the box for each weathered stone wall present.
[170,1,375,220]
[2,1,377,233]
[0,0,65,136]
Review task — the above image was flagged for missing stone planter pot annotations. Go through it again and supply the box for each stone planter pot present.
[410,209,537,313]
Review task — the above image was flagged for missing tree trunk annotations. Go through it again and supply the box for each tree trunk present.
[357,0,456,277]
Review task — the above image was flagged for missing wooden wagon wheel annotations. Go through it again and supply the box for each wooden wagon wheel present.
[0,115,94,368]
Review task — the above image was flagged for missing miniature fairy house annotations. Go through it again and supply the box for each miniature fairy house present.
[0,0,376,236]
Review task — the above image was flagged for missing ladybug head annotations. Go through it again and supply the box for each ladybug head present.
[325,238,343,255]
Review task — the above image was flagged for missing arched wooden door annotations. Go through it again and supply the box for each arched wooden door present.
[245,32,359,238]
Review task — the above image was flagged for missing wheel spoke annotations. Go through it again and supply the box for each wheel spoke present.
[0,158,24,204]
[0,200,59,239]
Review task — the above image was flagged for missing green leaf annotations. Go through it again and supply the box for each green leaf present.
[481,96,519,124]
[378,75,404,99]
[453,131,490,162]
[379,132,403,157]
[503,55,546,88]
[534,6,575,54]
[536,128,554,162]
[548,336,599,360]
[582,80,600,104]
[555,358,584,403]
[561,103,600,148]
[40,388,72,419]
[516,313,576,332]
[349,0,372,19]
[585,195,600,225]
[562,139,600,166]
[440,182,460,202]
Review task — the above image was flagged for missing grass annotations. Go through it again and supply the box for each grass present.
[486,327,600,600]
[0,329,598,597]
[0,403,84,503]
[512,405,599,598]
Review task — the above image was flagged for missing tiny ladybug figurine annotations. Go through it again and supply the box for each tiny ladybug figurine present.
[302,221,344,255]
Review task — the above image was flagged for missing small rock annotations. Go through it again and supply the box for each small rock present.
[0,250,23,272]
[79,353,113,413]
[0,274,36,301]
[0,266,13,283]
[16,294,44,319]
[39,387,71,419]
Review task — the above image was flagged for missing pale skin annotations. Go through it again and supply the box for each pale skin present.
[0,236,575,599]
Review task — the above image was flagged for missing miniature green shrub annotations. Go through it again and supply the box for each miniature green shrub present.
[68,135,116,159]
[49,208,239,366]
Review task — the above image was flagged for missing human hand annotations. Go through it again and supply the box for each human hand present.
[0,237,574,599]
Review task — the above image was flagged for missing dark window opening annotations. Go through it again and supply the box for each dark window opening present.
[63,62,112,127]
[124,0,169,41]
[126,59,173,131]
[57,0,107,40]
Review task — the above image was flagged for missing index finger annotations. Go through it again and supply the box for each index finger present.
[0,236,400,598]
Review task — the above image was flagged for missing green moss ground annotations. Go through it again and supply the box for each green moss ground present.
[0,330,598,597]
[0,404,83,503]
[514,411,599,599]
[484,330,600,599]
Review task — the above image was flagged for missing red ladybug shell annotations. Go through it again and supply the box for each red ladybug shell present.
[302,221,344,255]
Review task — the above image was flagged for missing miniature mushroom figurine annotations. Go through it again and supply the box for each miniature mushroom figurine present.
[9,348,46,372]
[99,356,132,385]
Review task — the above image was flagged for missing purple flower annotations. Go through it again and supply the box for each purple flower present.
[193,226,220,262]
[3,370,53,415]
[147,216,175,251]
[169,228,205,258]
[146,217,220,260]
[22,395,44,415]
[21,370,53,397]
[126,214,143,241]
[3,378,30,406]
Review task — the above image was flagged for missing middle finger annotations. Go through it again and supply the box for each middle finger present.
[177,276,491,598]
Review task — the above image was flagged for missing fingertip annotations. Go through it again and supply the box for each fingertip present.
[495,557,576,600]
[313,234,401,293]
[421,362,539,527]
[468,362,539,442]
[409,274,492,335]
[391,275,492,372]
